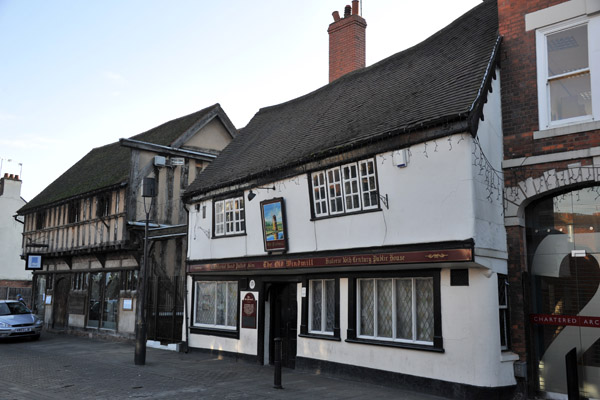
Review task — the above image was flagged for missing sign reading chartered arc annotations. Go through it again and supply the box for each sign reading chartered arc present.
[530,314,600,328]
[188,248,472,273]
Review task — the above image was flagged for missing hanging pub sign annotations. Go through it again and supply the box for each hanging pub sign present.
[260,198,288,253]
[242,293,257,329]
[26,254,43,270]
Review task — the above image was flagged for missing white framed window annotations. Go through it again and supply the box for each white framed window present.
[359,159,378,209]
[309,279,335,335]
[327,167,344,215]
[342,163,361,212]
[536,16,599,129]
[310,158,379,218]
[357,277,434,344]
[214,197,245,237]
[311,171,328,217]
[194,281,238,330]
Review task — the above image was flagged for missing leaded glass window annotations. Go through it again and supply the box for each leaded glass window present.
[309,279,335,335]
[194,281,238,330]
[358,277,434,344]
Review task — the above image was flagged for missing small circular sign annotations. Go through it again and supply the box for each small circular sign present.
[249,279,256,290]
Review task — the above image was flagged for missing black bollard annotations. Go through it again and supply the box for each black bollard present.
[274,337,283,389]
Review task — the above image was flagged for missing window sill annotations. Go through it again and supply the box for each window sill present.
[189,326,239,339]
[310,207,381,221]
[211,232,247,240]
[345,337,444,353]
[299,333,341,342]
[500,351,520,362]
[534,119,600,140]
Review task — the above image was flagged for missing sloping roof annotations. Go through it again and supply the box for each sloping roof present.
[20,104,226,213]
[185,1,499,198]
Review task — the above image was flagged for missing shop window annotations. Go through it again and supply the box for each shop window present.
[498,274,509,350]
[536,17,599,129]
[214,197,245,237]
[71,272,89,291]
[193,281,238,330]
[309,279,335,335]
[347,272,442,350]
[121,270,138,291]
[310,158,379,218]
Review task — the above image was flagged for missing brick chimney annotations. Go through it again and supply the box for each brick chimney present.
[328,0,366,83]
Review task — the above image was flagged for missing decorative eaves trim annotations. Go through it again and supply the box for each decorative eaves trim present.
[119,138,218,161]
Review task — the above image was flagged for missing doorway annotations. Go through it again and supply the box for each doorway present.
[52,275,70,329]
[527,186,600,398]
[269,283,298,369]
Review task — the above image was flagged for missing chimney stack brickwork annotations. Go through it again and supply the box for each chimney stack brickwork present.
[328,1,366,83]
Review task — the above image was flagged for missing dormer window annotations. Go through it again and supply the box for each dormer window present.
[310,158,379,218]
[214,196,245,237]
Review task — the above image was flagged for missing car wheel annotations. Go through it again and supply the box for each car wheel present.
[31,334,40,341]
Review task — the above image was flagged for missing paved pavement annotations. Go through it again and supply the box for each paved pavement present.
[0,332,450,400]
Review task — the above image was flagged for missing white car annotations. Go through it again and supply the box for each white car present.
[0,300,43,340]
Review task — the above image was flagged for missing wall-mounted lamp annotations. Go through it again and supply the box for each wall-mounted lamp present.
[247,185,276,201]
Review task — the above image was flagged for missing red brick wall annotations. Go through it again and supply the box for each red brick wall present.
[499,0,600,384]
[328,14,366,83]
[498,0,600,159]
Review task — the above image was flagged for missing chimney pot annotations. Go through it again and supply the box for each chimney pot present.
[332,11,340,22]
[328,0,366,83]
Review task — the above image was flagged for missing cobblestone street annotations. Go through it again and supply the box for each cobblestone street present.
[0,333,448,400]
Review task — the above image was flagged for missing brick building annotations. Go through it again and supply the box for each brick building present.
[499,0,600,397]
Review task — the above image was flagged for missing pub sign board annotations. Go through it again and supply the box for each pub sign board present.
[260,198,288,253]
[242,293,257,329]
[26,254,43,270]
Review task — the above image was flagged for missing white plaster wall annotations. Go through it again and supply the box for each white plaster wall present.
[188,134,479,261]
[471,70,508,273]
[296,272,516,388]
[0,178,29,280]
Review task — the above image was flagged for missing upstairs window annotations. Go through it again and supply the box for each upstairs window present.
[35,210,46,230]
[97,193,111,218]
[68,200,81,224]
[310,158,379,218]
[214,197,245,237]
[537,18,599,129]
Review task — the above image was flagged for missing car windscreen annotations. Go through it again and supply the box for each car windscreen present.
[2,302,31,315]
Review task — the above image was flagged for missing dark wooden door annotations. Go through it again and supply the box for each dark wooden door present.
[53,275,70,329]
[271,283,297,369]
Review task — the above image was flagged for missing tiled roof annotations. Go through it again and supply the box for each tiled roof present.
[20,104,223,213]
[185,1,499,198]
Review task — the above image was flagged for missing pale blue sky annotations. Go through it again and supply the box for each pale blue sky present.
[0,0,482,201]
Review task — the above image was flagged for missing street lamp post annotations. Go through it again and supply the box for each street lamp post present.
[135,177,156,366]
